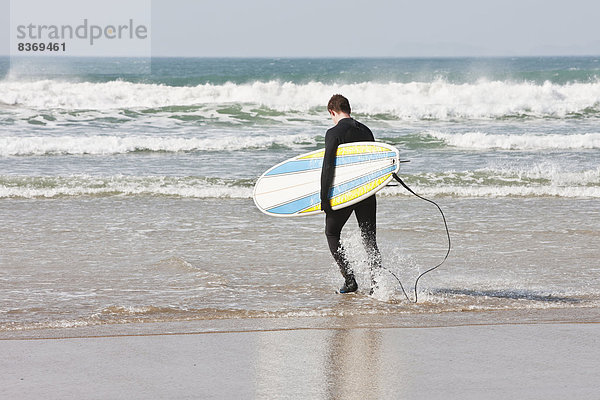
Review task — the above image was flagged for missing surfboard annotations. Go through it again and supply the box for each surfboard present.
[253,142,400,217]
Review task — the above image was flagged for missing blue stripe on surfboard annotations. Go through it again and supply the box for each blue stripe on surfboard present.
[266,164,396,215]
[265,159,322,176]
[265,151,396,176]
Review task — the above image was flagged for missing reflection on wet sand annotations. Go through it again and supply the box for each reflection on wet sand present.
[325,326,384,400]
[253,312,399,399]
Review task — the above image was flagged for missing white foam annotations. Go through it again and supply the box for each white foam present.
[0,134,315,156]
[427,131,600,150]
[382,183,600,198]
[382,165,600,198]
[410,165,600,186]
[2,165,598,199]
[493,164,600,186]
[0,175,253,199]
[3,78,600,120]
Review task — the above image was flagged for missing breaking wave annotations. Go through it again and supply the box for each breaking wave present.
[2,166,598,199]
[0,175,253,199]
[2,78,600,120]
[425,131,600,150]
[1,130,597,157]
[0,134,316,156]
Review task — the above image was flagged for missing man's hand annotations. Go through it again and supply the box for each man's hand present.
[321,200,333,214]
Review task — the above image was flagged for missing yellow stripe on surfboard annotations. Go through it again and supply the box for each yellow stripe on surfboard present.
[298,151,325,160]
[298,144,389,160]
[299,173,391,213]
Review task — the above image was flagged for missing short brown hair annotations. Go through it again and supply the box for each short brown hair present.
[327,94,351,114]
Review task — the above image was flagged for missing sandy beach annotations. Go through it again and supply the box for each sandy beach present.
[3,308,599,400]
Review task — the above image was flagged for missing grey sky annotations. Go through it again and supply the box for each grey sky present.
[2,0,600,57]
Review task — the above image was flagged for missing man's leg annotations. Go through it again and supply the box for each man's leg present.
[325,207,357,292]
[354,196,382,291]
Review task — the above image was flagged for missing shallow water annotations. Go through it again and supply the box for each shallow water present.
[1,195,597,331]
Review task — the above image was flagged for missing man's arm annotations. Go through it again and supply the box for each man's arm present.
[320,131,339,213]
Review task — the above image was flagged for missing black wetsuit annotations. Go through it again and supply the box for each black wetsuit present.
[320,118,382,288]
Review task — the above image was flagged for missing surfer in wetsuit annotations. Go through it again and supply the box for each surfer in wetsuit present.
[321,94,382,294]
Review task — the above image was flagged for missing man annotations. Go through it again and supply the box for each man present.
[321,94,382,294]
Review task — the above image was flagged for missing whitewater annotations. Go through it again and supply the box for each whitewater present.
[2,78,600,120]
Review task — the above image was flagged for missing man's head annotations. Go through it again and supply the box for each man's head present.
[327,94,352,124]
[327,94,351,115]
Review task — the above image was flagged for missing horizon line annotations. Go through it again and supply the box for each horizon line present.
[2,54,600,59]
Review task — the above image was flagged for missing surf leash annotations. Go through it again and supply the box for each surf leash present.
[384,172,452,303]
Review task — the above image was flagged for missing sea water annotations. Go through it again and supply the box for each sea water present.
[0,57,599,332]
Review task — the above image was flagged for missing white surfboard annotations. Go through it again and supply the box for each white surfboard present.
[253,142,400,217]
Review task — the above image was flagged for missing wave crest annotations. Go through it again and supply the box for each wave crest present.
[425,131,600,150]
[0,134,316,156]
[3,79,600,120]
[0,175,253,199]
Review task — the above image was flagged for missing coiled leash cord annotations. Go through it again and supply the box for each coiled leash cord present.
[382,173,451,303]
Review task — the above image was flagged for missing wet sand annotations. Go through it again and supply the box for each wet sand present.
[3,309,600,400]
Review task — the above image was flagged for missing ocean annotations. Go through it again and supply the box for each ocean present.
[0,56,598,333]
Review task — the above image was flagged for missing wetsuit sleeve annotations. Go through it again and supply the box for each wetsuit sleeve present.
[321,131,339,213]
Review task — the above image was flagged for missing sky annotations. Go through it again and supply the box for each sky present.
[1,0,600,57]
